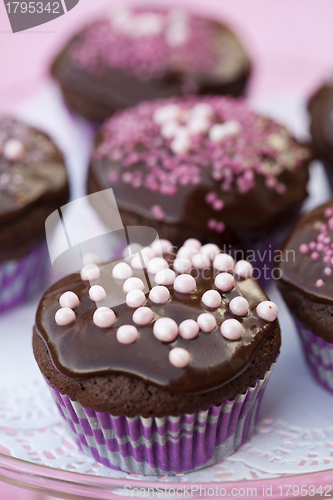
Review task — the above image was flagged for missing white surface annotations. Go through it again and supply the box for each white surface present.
[0,85,333,482]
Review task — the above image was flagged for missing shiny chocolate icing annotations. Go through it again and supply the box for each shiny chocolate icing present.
[35,259,278,394]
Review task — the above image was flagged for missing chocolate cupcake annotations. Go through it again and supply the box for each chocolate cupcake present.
[278,199,333,394]
[308,80,333,189]
[33,238,280,475]
[51,6,251,123]
[0,116,69,312]
[88,95,310,283]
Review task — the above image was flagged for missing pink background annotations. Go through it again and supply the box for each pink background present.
[0,0,333,498]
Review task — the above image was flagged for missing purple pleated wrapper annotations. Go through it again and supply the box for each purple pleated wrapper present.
[47,364,274,475]
[0,244,48,313]
[295,320,333,394]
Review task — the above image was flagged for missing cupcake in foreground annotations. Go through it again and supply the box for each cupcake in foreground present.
[0,116,69,312]
[33,238,280,475]
[88,95,310,282]
[308,80,333,190]
[278,200,333,394]
[51,6,251,122]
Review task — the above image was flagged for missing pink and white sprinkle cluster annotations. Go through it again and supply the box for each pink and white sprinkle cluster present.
[298,205,333,287]
[70,8,217,80]
[55,240,278,369]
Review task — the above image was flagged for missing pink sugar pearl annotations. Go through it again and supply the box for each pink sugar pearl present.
[173,258,192,273]
[3,139,24,160]
[256,301,278,321]
[200,243,220,261]
[324,267,332,276]
[59,291,80,309]
[155,268,176,285]
[179,319,199,339]
[89,285,107,302]
[316,279,325,288]
[197,313,217,333]
[299,244,308,254]
[82,253,101,266]
[234,260,253,279]
[123,243,143,258]
[126,289,146,308]
[184,238,202,249]
[174,274,196,294]
[93,307,116,328]
[112,262,133,280]
[215,273,235,292]
[177,246,199,260]
[191,253,210,270]
[132,307,154,325]
[81,264,100,281]
[229,296,249,316]
[123,277,145,293]
[147,257,169,275]
[221,319,243,340]
[213,253,235,272]
[202,290,222,308]
[55,307,75,326]
[150,239,173,256]
[131,254,150,269]
[169,347,191,368]
[116,325,139,344]
[153,317,178,342]
[149,286,170,304]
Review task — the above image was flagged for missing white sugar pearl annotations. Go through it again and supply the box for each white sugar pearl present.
[174,274,196,293]
[123,277,145,293]
[112,262,133,280]
[192,103,213,117]
[153,317,178,342]
[150,239,173,257]
[147,257,169,275]
[82,253,101,266]
[3,139,24,160]
[173,258,192,274]
[169,347,191,368]
[200,243,220,261]
[221,319,243,340]
[256,301,278,322]
[177,246,198,260]
[59,291,79,309]
[81,264,100,281]
[234,260,253,279]
[202,290,222,309]
[133,307,154,325]
[149,286,170,304]
[126,289,146,308]
[131,254,149,269]
[191,253,210,270]
[213,253,235,272]
[187,116,210,135]
[153,104,180,124]
[184,238,202,249]
[197,313,217,333]
[161,120,180,139]
[171,128,191,154]
[117,325,139,344]
[55,307,75,326]
[155,268,176,286]
[89,285,107,302]
[229,296,249,316]
[93,307,116,328]
[215,273,235,292]
[209,121,241,142]
[123,243,143,258]
[179,319,199,339]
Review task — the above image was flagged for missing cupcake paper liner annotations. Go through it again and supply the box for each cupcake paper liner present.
[0,244,48,313]
[47,365,274,475]
[295,320,333,394]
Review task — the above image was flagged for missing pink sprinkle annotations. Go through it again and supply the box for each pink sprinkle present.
[215,272,235,292]
[116,325,139,344]
[220,319,243,340]
[59,291,80,309]
[331,257,333,266]
[174,274,196,294]
[55,307,75,326]
[89,285,107,302]
[184,238,202,249]
[320,223,328,233]
[324,255,331,264]
[205,192,217,204]
[317,243,324,251]
[153,317,178,342]
[299,244,308,254]
[147,257,169,274]
[173,258,192,274]
[3,139,24,160]
[126,289,146,308]
[325,208,333,218]
[202,290,222,309]
[149,286,170,304]
[234,260,253,279]
[112,262,133,280]
[309,242,316,250]
[324,267,332,276]
[132,306,154,325]
[215,221,225,233]
[229,296,249,316]
[93,308,116,328]
[179,319,199,339]
[316,279,325,288]
[108,171,119,183]
[191,253,210,270]
[154,268,176,285]
[123,277,145,293]
[311,252,319,260]
[213,253,235,272]
[208,218,216,230]
[212,199,224,211]
[197,313,217,333]
[200,243,220,261]
[324,236,332,244]
[151,204,165,221]
[329,218,333,230]
[256,301,278,321]
[169,347,191,368]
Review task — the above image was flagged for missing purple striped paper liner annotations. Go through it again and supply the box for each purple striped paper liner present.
[0,244,48,313]
[46,364,274,475]
[295,320,333,394]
